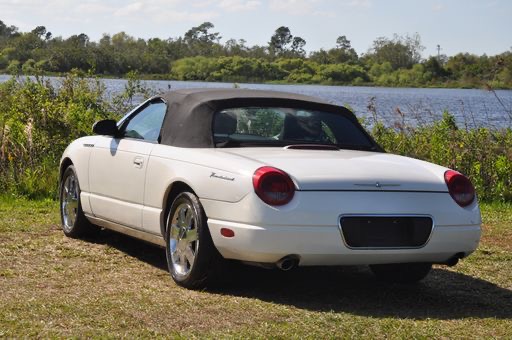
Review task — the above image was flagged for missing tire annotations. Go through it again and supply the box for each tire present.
[165,191,224,289]
[59,165,98,238]
[369,263,432,283]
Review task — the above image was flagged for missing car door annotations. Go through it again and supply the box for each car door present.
[88,98,167,230]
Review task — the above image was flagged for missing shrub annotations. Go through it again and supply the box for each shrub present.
[368,112,512,202]
[0,73,152,198]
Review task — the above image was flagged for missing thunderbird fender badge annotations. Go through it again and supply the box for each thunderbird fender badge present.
[210,172,235,181]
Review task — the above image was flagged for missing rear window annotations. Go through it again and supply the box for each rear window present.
[213,107,376,150]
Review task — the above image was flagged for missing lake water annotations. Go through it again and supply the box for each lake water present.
[2,74,511,129]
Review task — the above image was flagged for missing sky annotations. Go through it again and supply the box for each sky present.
[1,0,511,57]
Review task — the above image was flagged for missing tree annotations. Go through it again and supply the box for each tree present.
[31,26,47,38]
[423,56,449,78]
[336,35,351,50]
[184,22,221,56]
[144,38,170,73]
[309,49,330,64]
[269,26,292,56]
[69,33,90,48]
[269,26,306,58]
[184,22,221,45]
[0,20,18,38]
[291,37,306,57]
[6,32,44,62]
[331,35,358,63]
[366,33,424,69]
[225,39,248,57]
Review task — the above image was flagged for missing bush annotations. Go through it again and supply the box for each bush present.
[0,73,152,198]
[368,112,512,202]
[22,59,36,74]
[6,60,20,75]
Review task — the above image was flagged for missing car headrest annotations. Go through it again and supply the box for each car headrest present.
[214,111,238,135]
[282,114,322,140]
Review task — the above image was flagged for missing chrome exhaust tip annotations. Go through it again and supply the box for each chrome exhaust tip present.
[276,255,299,271]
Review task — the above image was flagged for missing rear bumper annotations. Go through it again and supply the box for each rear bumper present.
[208,219,481,266]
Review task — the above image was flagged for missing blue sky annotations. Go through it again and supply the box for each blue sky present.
[1,0,510,57]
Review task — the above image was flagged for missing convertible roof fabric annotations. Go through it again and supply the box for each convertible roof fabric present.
[158,88,359,148]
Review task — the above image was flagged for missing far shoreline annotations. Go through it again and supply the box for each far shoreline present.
[1,72,511,91]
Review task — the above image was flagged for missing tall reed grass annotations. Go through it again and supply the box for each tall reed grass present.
[0,72,153,198]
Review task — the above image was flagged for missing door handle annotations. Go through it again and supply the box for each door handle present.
[133,156,144,168]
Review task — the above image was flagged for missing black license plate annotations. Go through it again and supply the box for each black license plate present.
[340,216,433,248]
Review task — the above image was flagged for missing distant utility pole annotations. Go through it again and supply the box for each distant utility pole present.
[437,44,441,60]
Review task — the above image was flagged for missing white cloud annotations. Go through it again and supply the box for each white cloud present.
[0,0,42,6]
[75,2,112,15]
[269,0,320,15]
[88,0,220,24]
[192,0,217,7]
[151,10,220,23]
[218,0,261,12]
[114,2,144,17]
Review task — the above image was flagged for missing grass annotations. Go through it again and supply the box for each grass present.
[0,197,511,338]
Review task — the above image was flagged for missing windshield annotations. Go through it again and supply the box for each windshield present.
[213,107,377,150]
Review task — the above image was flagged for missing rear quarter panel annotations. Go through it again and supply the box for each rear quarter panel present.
[142,145,259,234]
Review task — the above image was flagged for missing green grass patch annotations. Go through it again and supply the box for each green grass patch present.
[0,198,511,338]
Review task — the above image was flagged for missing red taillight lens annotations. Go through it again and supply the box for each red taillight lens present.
[444,170,475,207]
[253,166,295,206]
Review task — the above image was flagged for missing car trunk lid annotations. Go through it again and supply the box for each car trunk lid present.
[221,147,448,192]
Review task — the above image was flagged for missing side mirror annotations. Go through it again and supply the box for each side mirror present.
[93,119,119,136]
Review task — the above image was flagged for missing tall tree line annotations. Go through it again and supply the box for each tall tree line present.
[0,20,511,88]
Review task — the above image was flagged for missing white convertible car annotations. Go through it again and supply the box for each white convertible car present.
[60,88,481,289]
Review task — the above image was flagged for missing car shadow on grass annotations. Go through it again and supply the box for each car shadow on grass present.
[85,229,169,271]
[90,230,512,320]
[215,265,512,320]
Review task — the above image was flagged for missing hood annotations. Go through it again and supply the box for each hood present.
[220,148,449,192]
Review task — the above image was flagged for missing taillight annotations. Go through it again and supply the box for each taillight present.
[444,170,475,207]
[253,166,295,206]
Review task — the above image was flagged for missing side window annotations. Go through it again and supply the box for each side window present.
[123,101,166,142]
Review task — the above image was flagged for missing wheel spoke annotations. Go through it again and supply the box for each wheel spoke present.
[184,246,195,265]
[177,239,186,252]
[68,199,78,211]
[170,223,180,239]
[184,209,193,227]
[173,247,180,258]
[185,228,198,242]
[179,252,187,268]
[68,211,75,225]
[178,207,187,227]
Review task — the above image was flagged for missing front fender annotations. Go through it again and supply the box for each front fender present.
[60,136,97,192]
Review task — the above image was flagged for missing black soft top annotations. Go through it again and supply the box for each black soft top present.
[158,88,364,148]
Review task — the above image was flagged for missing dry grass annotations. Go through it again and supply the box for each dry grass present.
[0,197,511,338]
